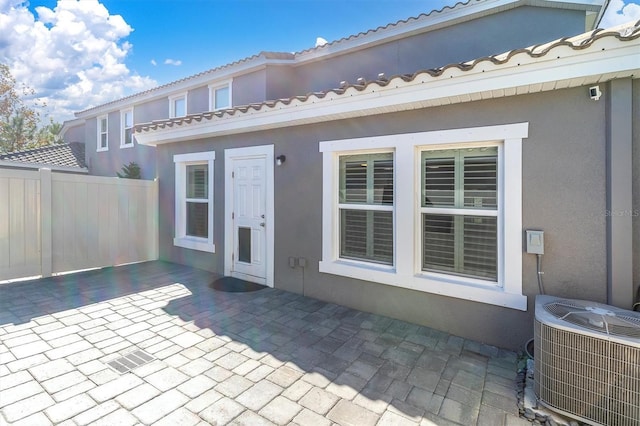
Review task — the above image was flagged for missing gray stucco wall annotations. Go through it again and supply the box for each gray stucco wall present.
[188,86,209,114]
[85,113,157,180]
[155,84,613,350]
[232,71,267,107]
[62,123,85,144]
[288,7,588,96]
[135,98,168,124]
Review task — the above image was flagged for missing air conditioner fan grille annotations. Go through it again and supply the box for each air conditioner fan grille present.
[544,300,640,338]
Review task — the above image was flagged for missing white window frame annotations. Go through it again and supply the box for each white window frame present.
[174,151,216,253]
[97,115,108,152]
[169,92,187,118]
[120,108,134,148]
[319,123,528,311]
[209,79,232,111]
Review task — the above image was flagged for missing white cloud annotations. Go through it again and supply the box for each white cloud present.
[164,59,182,66]
[315,37,328,47]
[0,0,156,123]
[600,0,640,27]
[151,59,157,66]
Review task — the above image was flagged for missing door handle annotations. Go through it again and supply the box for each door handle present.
[260,222,265,227]
[261,214,265,218]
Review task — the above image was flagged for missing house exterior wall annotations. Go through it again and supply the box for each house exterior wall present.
[289,7,588,95]
[62,123,85,143]
[188,86,209,113]
[155,84,614,350]
[134,98,168,124]
[232,70,267,107]
[84,113,157,180]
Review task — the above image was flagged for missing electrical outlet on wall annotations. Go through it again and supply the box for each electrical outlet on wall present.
[526,230,544,255]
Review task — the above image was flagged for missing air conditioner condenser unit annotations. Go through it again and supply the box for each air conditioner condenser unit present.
[534,295,640,426]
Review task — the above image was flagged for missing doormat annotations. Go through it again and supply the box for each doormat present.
[209,276,267,293]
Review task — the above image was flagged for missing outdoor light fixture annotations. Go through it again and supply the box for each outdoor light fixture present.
[276,155,286,166]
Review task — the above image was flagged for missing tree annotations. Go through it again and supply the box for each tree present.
[117,162,142,179]
[0,64,61,153]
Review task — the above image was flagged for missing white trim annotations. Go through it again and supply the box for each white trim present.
[224,145,274,288]
[97,115,108,152]
[169,92,187,118]
[173,151,216,253]
[120,108,134,148]
[209,79,233,111]
[319,123,528,311]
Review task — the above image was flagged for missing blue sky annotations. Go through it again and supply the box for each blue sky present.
[0,0,638,122]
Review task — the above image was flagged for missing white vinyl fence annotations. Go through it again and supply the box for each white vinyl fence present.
[0,168,158,281]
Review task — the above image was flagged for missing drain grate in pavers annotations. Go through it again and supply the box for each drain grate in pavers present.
[107,350,155,374]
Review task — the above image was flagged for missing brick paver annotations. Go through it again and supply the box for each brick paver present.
[0,261,519,425]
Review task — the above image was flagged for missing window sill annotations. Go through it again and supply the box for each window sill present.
[174,237,215,253]
[97,147,108,152]
[319,260,526,311]
[120,143,135,149]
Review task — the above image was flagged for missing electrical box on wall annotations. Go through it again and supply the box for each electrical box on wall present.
[526,230,544,254]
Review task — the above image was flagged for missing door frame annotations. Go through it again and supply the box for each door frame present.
[224,145,274,287]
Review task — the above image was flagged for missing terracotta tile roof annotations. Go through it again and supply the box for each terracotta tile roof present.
[136,21,640,135]
[0,142,87,170]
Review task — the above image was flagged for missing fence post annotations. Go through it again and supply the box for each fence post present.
[40,168,52,277]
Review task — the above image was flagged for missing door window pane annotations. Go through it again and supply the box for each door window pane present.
[238,227,251,263]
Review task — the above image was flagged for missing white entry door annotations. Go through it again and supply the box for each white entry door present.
[224,146,274,287]
[233,158,266,280]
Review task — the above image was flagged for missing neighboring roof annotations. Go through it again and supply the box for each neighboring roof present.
[0,142,88,173]
[76,0,605,118]
[134,20,639,146]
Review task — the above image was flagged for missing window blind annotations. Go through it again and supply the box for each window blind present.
[421,147,498,280]
[339,153,394,265]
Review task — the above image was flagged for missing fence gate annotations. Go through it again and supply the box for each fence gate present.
[0,168,158,281]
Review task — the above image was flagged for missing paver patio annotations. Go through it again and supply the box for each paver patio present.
[0,261,524,425]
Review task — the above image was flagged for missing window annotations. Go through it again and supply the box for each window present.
[97,115,108,151]
[209,81,231,111]
[421,147,498,280]
[170,93,187,118]
[339,153,394,265]
[319,123,528,310]
[121,109,134,147]
[174,151,215,252]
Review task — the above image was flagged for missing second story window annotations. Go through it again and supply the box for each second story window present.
[121,109,134,148]
[170,93,187,118]
[209,81,231,111]
[97,115,108,151]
